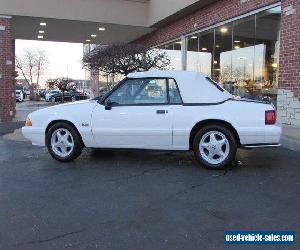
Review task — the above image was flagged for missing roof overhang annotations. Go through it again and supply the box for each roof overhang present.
[12,16,154,44]
[150,0,218,28]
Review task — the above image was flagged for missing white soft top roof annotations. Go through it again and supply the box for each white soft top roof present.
[127,70,232,103]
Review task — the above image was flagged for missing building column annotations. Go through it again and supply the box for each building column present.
[277,0,300,125]
[0,16,15,122]
[89,69,100,98]
[180,35,187,70]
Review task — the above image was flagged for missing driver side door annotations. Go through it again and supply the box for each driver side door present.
[91,78,173,148]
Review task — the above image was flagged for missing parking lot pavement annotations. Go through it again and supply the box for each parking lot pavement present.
[0,137,299,250]
[14,100,56,122]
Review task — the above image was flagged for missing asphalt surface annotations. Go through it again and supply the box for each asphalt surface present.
[0,136,299,250]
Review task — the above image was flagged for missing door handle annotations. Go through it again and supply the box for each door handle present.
[156,110,166,114]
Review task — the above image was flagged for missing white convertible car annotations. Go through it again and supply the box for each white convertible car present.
[22,71,281,169]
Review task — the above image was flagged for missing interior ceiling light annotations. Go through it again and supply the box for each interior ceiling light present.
[191,36,197,39]
[216,45,220,48]
[220,27,228,33]
[98,27,106,31]
[38,30,45,34]
[40,22,47,26]
[234,40,240,43]
[86,39,91,42]
[91,34,97,38]
[37,35,44,39]
[234,45,240,49]
[175,41,182,44]
[201,48,207,51]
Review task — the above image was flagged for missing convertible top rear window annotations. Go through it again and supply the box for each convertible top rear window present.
[206,77,225,92]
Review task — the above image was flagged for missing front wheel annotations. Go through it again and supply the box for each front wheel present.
[46,122,83,162]
[193,125,237,169]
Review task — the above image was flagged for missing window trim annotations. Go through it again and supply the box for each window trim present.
[101,77,183,106]
[205,77,225,92]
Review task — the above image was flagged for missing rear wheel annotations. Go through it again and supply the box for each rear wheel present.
[46,122,83,162]
[193,125,237,169]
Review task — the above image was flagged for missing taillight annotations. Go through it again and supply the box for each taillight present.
[265,110,276,125]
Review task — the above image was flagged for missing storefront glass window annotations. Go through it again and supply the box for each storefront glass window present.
[184,5,281,102]
[157,40,182,70]
[230,16,255,97]
[187,29,214,76]
[215,24,233,84]
[254,6,281,103]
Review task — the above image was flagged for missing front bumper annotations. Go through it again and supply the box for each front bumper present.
[22,127,45,146]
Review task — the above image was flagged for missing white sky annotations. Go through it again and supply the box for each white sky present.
[16,40,86,86]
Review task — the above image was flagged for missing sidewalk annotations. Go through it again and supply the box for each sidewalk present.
[0,100,55,138]
[280,125,300,152]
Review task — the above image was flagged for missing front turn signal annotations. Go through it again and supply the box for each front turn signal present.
[25,118,32,127]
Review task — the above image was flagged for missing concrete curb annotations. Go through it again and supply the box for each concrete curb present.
[280,135,300,152]
[2,128,29,142]
[0,121,24,136]
[280,125,300,152]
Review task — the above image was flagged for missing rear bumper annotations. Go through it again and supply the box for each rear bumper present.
[265,125,282,144]
[22,127,45,146]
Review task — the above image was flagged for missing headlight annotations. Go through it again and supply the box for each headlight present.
[25,118,32,127]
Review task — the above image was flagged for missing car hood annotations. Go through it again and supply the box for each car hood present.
[28,99,98,122]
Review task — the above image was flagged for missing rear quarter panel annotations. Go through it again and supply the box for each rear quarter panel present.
[172,100,273,148]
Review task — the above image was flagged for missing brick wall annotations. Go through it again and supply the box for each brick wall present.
[136,0,278,47]
[0,17,15,122]
[278,0,300,97]
[277,0,300,125]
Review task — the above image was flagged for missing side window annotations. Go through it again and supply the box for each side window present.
[168,79,182,104]
[135,79,167,104]
[107,78,168,105]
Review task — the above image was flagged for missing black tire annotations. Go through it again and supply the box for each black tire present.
[193,124,237,170]
[46,122,84,162]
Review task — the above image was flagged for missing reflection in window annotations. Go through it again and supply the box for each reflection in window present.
[184,5,281,103]
[215,24,233,83]
[157,40,182,70]
[230,16,255,98]
[255,6,281,103]
[187,30,214,76]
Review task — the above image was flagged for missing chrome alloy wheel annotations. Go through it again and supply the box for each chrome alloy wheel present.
[51,128,74,157]
[199,131,230,165]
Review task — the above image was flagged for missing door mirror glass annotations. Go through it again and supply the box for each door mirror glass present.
[105,99,112,110]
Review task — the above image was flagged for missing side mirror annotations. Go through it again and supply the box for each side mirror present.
[105,99,112,110]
